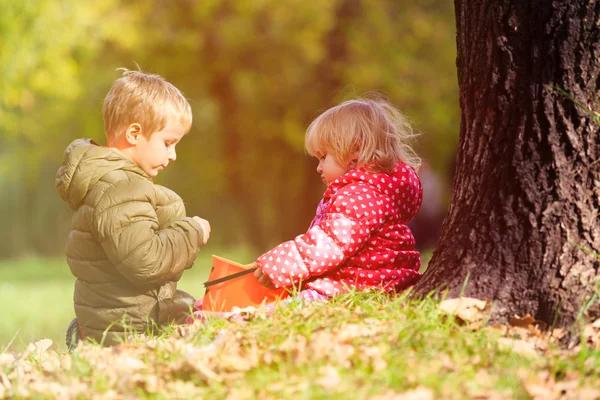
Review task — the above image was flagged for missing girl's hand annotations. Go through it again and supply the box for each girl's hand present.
[254,267,276,289]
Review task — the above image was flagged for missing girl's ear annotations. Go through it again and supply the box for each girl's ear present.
[347,158,358,171]
[346,152,360,171]
[124,123,143,145]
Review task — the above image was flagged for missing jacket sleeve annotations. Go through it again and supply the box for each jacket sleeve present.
[92,180,205,285]
[257,184,389,289]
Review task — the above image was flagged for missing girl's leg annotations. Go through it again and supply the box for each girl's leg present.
[264,289,329,312]
[185,289,329,323]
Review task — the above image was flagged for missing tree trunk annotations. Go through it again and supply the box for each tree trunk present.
[413,0,600,326]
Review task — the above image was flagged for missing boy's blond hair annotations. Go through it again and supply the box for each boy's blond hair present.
[305,98,421,173]
[103,68,192,140]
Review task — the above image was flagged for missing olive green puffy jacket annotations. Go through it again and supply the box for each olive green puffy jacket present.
[56,139,204,345]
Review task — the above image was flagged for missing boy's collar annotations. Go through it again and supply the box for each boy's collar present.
[89,140,153,181]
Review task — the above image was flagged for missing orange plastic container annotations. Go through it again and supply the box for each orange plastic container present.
[202,255,289,312]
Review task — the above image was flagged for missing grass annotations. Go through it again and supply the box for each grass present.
[0,246,255,352]
[2,290,599,399]
[0,248,431,353]
[2,252,600,398]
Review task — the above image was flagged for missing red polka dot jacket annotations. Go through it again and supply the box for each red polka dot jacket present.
[257,162,423,297]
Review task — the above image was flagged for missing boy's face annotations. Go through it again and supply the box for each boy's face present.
[316,153,346,186]
[129,122,187,177]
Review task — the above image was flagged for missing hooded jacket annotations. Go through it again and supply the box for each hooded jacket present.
[257,162,423,296]
[56,139,203,345]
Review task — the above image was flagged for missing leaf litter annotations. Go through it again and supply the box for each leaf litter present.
[1,295,599,399]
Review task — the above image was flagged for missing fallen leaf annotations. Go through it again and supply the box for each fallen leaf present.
[550,328,566,340]
[316,366,342,391]
[524,376,556,400]
[0,371,11,390]
[439,353,456,371]
[26,339,53,354]
[439,297,488,326]
[0,354,15,367]
[386,387,434,400]
[497,338,540,358]
[117,357,146,370]
[576,387,600,400]
[583,324,600,348]
[506,326,530,340]
[509,314,536,328]
[226,387,255,400]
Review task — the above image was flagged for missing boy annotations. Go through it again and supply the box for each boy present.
[56,69,210,348]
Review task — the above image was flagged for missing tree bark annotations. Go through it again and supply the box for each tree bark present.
[413,0,600,326]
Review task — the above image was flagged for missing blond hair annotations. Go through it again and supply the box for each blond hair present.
[102,68,192,140]
[305,98,421,173]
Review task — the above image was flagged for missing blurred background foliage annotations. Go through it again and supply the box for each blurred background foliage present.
[0,0,458,259]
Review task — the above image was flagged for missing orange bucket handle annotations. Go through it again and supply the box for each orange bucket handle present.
[203,267,258,289]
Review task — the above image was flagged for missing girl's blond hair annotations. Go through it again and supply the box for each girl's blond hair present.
[103,68,192,140]
[305,98,421,173]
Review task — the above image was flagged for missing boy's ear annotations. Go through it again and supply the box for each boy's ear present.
[124,123,143,145]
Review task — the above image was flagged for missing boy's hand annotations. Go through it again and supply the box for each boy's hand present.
[254,267,276,289]
[192,216,211,245]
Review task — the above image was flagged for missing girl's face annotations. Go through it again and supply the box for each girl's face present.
[316,153,346,185]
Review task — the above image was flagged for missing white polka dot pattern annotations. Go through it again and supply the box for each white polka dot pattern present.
[257,162,424,296]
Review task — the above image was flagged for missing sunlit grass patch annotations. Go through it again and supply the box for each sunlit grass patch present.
[0,247,254,352]
[4,291,599,399]
[2,254,600,399]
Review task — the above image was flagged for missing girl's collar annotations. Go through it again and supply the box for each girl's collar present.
[323,164,368,199]
[322,162,407,199]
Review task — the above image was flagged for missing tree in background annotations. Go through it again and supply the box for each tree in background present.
[414,0,600,325]
[135,0,458,252]
[0,0,142,255]
[0,0,458,258]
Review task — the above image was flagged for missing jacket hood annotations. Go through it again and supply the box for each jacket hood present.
[324,162,423,222]
[56,139,149,210]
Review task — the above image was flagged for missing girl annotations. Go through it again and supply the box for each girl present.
[254,98,423,300]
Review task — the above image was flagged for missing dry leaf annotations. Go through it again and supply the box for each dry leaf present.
[439,353,456,371]
[0,354,15,367]
[0,371,11,389]
[497,338,540,358]
[486,324,508,336]
[524,381,556,400]
[583,324,600,348]
[26,339,53,354]
[316,366,342,391]
[360,346,387,371]
[576,388,600,400]
[117,357,146,370]
[376,387,434,400]
[474,369,493,385]
[226,387,255,400]
[550,328,566,340]
[509,314,536,328]
[510,314,548,331]
[439,297,488,327]
[506,326,530,340]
